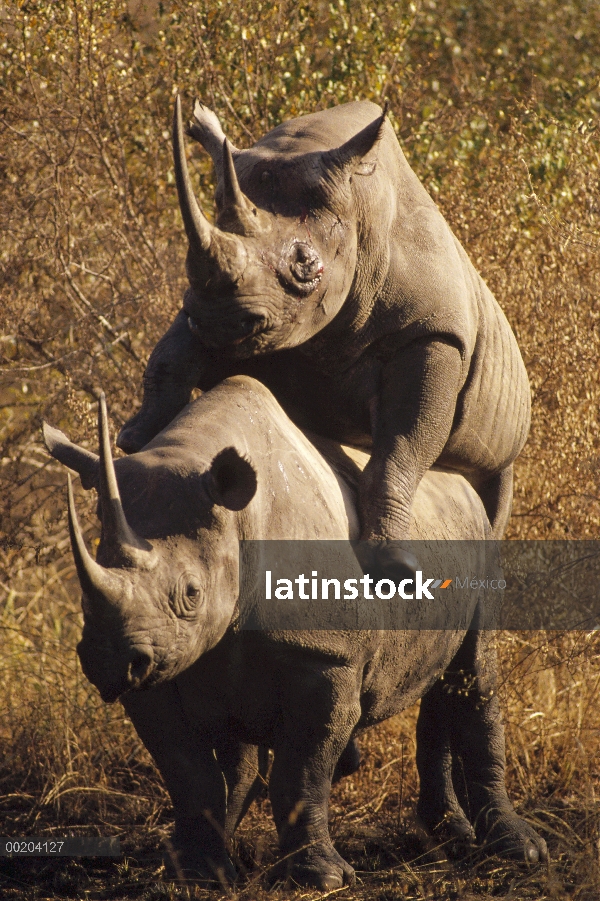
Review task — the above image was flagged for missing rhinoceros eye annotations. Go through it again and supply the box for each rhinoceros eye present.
[289,242,323,284]
[170,574,203,618]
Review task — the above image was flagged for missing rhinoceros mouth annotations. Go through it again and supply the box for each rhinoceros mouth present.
[187,313,271,349]
[87,662,160,704]
[98,684,125,704]
[230,324,269,346]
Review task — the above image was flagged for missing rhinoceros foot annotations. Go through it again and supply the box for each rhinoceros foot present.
[418,806,476,854]
[118,399,187,454]
[355,540,418,585]
[164,826,238,886]
[475,807,548,864]
[164,845,238,885]
[271,842,355,890]
[117,419,157,454]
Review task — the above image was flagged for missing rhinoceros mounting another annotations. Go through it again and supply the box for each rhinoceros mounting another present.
[45,377,545,888]
[117,98,531,562]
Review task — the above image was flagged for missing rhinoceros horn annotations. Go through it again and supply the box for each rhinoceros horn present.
[97,394,156,569]
[67,473,126,613]
[173,95,212,254]
[221,137,246,211]
[173,96,248,283]
[217,138,269,236]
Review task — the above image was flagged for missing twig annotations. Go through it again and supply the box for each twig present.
[521,158,600,252]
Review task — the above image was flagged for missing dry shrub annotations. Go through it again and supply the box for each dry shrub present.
[0,1,599,898]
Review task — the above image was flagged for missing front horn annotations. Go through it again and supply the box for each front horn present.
[173,94,214,255]
[97,394,156,569]
[173,96,249,279]
[67,473,126,614]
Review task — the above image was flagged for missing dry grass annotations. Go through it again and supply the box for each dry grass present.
[1,1,599,898]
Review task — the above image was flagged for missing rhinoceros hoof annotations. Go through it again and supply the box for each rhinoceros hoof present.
[355,541,418,584]
[419,808,476,844]
[272,843,355,890]
[116,423,152,455]
[164,846,238,885]
[476,809,548,864]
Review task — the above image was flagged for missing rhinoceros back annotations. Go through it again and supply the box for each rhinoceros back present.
[246,100,384,156]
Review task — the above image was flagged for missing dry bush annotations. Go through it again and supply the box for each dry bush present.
[1,1,599,898]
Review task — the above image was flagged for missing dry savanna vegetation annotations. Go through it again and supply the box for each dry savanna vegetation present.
[1,0,599,898]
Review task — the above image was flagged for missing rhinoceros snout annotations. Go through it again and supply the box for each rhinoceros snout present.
[126,646,154,689]
[77,637,155,702]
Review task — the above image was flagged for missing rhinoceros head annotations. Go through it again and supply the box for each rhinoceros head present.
[44,397,256,702]
[174,97,386,354]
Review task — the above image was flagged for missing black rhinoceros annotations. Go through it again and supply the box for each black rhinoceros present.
[118,98,531,553]
[44,377,545,888]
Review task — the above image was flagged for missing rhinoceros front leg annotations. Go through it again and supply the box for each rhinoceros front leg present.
[358,338,463,543]
[117,309,207,454]
[121,682,237,883]
[268,664,360,890]
[444,629,548,863]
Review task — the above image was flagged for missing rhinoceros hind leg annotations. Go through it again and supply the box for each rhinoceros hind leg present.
[416,681,476,849]
[446,630,548,863]
[216,741,270,838]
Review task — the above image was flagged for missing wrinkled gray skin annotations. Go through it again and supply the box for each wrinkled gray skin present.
[118,98,531,549]
[45,377,545,889]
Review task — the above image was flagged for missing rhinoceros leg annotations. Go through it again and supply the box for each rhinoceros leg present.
[443,629,548,863]
[121,682,237,883]
[416,682,476,846]
[117,309,207,454]
[268,663,360,890]
[359,339,463,541]
[214,740,270,838]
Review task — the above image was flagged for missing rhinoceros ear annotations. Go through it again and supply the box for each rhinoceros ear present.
[323,105,387,180]
[42,422,99,490]
[186,100,239,173]
[206,447,257,512]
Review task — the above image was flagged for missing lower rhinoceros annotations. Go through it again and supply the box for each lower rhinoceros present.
[44,377,545,888]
